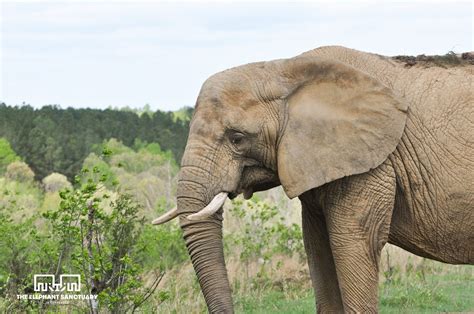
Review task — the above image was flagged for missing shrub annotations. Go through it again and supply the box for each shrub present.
[42,172,72,193]
[1,154,167,312]
[40,158,164,312]
[81,153,118,188]
[0,211,58,312]
[136,222,188,272]
[5,161,34,183]
[226,197,305,286]
[0,138,20,175]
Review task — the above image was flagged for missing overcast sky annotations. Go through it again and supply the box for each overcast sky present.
[1,1,472,111]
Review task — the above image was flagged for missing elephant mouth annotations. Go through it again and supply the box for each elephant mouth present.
[232,166,281,200]
[243,189,254,199]
[185,187,253,221]
[186,186,254,220]
[153,167,280,224]
[229,188,254,200]
[228,192,239,199]
[152,191,229,224]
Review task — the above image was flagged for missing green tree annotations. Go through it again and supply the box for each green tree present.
[5,161,34,183]
[42,162,164,313]
[0,210,58,312]
[0,104,193,180]
[42,172,72,193]
[25,115,63,179]
[0,138,20,175]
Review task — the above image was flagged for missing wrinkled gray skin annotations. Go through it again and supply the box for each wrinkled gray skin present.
[173,46,473,313]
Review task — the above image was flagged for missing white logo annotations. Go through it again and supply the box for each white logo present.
[34,274,81,292]
[17,274,95,303]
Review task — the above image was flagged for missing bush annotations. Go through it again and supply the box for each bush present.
[228,197,305,262]
[1,155,167,312]
[226,197,305,287]
[0,138,20,175]
[81,153,118,188]
[82,140,178,218]
[0,212,58,311]
[0,178,43,220]
[5,161,34,183]
[42,172,72,193]
[137,222,188,272]
[41,158,164,312]
[92,138,133,156]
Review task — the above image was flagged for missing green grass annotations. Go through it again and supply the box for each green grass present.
[380,275,473,313]
[235,271,474,313]
[236,290,314,314]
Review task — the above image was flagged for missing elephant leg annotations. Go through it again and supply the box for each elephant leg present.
[300,194,344,313]
[321,162,396,313]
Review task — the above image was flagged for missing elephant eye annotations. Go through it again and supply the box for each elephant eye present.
[229,132,245,145]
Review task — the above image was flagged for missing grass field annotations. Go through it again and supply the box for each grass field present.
[152,245,473,314]
[235,246,474,314]
[237,271,474,313]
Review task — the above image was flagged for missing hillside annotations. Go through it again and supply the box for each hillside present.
[0,104,193,180]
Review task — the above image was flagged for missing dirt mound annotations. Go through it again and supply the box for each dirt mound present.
[392,51,474,68]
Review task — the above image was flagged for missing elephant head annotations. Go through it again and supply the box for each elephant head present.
[153,55,407,313]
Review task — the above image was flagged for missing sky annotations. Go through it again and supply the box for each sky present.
[0,1,472,111]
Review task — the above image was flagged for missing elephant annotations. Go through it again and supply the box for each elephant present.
[153,46,473,313]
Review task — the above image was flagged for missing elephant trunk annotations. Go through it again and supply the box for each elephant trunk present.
[177,166,234,313]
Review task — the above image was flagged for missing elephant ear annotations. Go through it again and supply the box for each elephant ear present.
[276,57,408,198]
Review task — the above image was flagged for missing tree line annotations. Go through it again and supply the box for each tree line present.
[0,103,193,181]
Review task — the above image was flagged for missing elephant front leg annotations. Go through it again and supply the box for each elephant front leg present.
[301,193,344,312]
[321,163,396,313]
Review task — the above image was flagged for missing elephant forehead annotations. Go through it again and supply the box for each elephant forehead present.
[191,103,261,136]
[189,111,224,138]
[198,84,256,108]
[194,83,261,116]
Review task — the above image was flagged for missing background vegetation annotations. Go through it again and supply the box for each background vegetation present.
[0,103,192,180]
[0,104,472,313]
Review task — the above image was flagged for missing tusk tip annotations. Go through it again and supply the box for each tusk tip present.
[151,206,179,225]
[151,218,165,225]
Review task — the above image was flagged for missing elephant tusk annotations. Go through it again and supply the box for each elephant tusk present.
[187,192,228,221]
[152,206,178,225]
